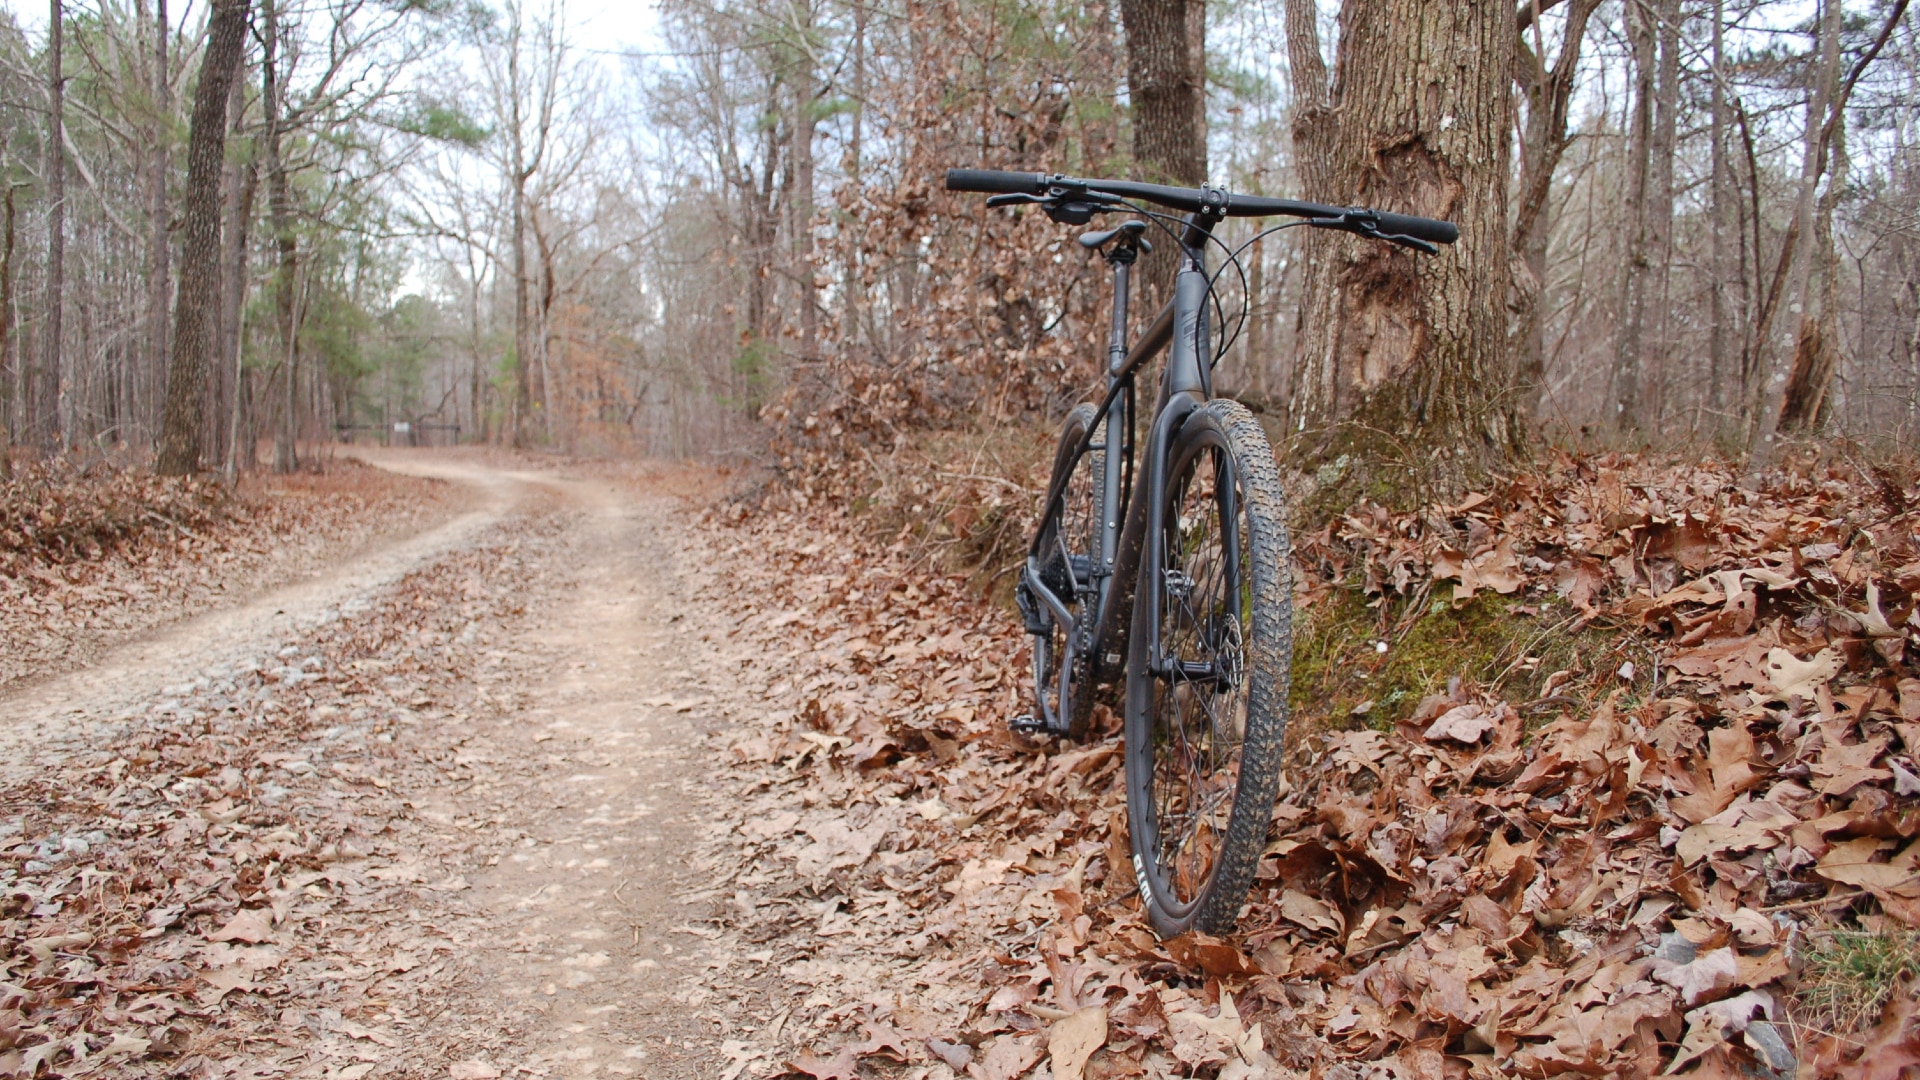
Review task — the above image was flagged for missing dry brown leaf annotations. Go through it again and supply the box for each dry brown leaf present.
[1047,1006,1108,1080]
[206,908,274,944]
[970,1035,1041,1080]
[1424,703,1496,744]
[1278,889,1342,936]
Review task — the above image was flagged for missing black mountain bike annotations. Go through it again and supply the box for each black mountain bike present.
[946,168,1457,935]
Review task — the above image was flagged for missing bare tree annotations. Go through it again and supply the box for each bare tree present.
[155,0,248,475]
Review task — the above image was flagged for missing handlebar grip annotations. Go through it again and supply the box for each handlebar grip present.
[1370,210,1458,245]
[945,168,1046,195]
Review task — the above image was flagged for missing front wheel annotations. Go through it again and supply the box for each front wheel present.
[1124,399,1293,936]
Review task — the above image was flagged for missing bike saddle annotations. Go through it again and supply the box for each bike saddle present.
[1077,220,1151,252]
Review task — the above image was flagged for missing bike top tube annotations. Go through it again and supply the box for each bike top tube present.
[944,168,1460,248]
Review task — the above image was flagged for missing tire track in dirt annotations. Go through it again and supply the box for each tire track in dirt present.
[0,451,775,1078]
[0,461,525,785]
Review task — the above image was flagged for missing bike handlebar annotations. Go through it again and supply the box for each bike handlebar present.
[943,168,1459,247]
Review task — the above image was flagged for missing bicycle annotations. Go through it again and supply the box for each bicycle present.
[944,168,1457,935]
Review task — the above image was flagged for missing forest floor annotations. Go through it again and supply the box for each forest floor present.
[2,447,1918,1080]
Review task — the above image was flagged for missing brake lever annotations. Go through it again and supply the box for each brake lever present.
[1374,231,1439,255]
[1307,213,1441,255]
[986,193,1045,208]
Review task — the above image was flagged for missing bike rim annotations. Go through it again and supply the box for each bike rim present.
[1143,430,1250,912]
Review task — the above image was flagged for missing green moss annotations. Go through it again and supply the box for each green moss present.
[1287,584,1611,735]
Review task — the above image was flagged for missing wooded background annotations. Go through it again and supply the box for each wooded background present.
[0,0,1914,483]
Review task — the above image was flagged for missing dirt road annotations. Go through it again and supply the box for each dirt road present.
[0,452,777,1078]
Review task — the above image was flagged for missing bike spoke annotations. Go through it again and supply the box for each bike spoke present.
[1145,440,1257,908]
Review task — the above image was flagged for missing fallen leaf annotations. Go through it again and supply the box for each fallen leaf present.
[207,908,274,944]
[1424,703,1495,744]
[1047,1006,1107,1080]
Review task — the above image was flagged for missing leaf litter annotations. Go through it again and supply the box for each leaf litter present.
[0,459,454,689]
[678,452,1920,1079]
[1,502,574,1078]
[3,449,1917,1078]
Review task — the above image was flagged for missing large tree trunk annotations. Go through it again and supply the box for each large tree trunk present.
[1118,0,1204,302]
[40,0,64,457]
[154,0,248,475]
[1287,0,1518,501]
[1511,0,1597,418]
[1118,0,1204,185]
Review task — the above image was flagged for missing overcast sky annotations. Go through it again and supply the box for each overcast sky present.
[3,0,663,56]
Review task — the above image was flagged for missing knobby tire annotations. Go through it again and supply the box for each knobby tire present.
[1124,398,1293,936]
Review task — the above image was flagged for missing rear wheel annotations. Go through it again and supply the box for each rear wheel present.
[1026,403,1105,739]
[1124,399,1292,935]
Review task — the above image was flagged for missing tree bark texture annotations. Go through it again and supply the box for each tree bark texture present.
[155,0,247,475]
[1118,0,1204,186]
[40,0,65,456]
[1287,0,1518,499]
[1119,0,1204,302]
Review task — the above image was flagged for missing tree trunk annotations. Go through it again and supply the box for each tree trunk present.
[1287,0,1517,502]
[1,183,17,462]
[508,4,532,448]
[154,0,247,475]
[1118,0,1204,302]
[794,74,818,363]
[1779,114,1848,431]
[262,0,302,473]
[1745,0,1843,480]
[220,100,257,477]
[1707,0,1729,421]
[1644,0,1680,427]
[1511,0,1597,418]
[1611,0,1657,432]
[147,0,171,450]
[40,0,64,457]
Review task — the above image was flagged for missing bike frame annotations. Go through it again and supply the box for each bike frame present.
[1023,207,1229,726]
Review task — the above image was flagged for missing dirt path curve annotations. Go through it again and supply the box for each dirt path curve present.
[0,459,515,785]
[0,450,765,1077]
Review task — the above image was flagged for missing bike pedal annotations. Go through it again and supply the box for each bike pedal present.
[1008,714,1069,738]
